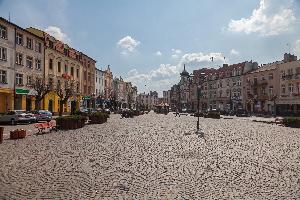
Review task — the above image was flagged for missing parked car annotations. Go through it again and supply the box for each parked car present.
[0,110,34,125]
[104,108,111,114]
[31,110,53,122]
[236,109,249,117]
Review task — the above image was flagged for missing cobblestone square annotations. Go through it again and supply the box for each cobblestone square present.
[0,113,299,199]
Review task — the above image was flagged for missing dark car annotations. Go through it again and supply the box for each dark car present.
[236,109,249,117]
[31,110,53,122]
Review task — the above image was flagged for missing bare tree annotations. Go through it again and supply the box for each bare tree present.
[32,76,52,110]
[55,78,76,116]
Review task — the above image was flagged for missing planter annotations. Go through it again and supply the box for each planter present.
[18,129,26,139]
[0,127,3,144]
[10,130,18,139]
[89,112,109,124]
[56,115,87,130]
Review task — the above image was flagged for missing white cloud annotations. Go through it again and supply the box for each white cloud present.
[126,52,227,93]
[44,26,71,43]
[171,49,182,59]
[228,0,296,36]
[295,40,300,55]
[117,36,140,55]
[155,51,162,56]
[230,49,240,55]
[126,64,181,93]
[180,52,225,68]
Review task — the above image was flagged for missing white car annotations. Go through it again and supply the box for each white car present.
[0,110,35,125]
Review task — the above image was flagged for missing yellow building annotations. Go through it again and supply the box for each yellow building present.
[27,28,85,114]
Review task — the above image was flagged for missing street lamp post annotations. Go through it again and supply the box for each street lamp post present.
[196,73,206,137]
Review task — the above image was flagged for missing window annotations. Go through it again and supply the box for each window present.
[49,59,53,70]
[49,78,53,87]
[296,67,300,75]
[84,71,87,80]
[261,75,265,81]
[237,80,241,86]
[35,42,42,53]
[65,65,68,73]
[281,70,285,79]
[26,56,33,68]
[58,61,61,72]
[297,83,300,93]
[27,75,33,85]
[77,83,80,93]
[76,68,79,78]
[95,76,97,83]
[64,48,68,56]
[35,59,41,70]
[71,67,74,76]
[26,37,33,49]
[268,73,273,80]
[0,70,7,83]
[49,41,54,49]
[0,25,7,39]
[269,86,273,96]
[16,73,23,85]
[288,68,293,75]
[262,87,266,95]
[254,76,257,84]
[16,52,23,65]
[289,83,294,93]
[16,33,23,45]
[0,47,7,60]
[281,84,286,94]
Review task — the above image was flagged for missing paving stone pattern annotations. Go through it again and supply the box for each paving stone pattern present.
[0,113,299,199]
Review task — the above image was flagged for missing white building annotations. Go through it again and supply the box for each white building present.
[95,68,104,97]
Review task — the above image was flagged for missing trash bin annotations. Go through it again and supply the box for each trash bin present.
[0,127,3,144]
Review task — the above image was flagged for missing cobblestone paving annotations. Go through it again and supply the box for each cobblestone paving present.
[0,113,299,199]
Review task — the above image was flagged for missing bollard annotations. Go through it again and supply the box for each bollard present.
[0,127,3,144]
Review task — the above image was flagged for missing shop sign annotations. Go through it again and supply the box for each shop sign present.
[16,88,30,94]
[82,96,91,100]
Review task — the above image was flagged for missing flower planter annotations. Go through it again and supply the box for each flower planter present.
[56,115,87,130]
[0,127,3,144]
[10,129,26,139]
[18,129,26,139]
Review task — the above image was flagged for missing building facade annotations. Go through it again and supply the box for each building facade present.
[243,62,280,114]
[0,17,44,113]
[95,68,104,107]
[27,27,95,114]
[81,54,96,109]
[137,91,158,110]
[277,54,300,115]
[104,65,113,101]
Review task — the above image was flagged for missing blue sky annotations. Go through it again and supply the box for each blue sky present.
[1,0,300,95]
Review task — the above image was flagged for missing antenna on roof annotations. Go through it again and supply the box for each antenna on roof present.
[8,12,11,22]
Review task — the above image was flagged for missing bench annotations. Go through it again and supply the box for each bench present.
[34,121,57,134]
